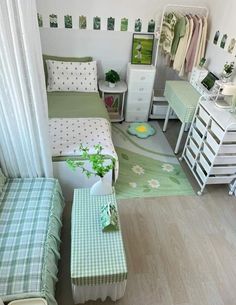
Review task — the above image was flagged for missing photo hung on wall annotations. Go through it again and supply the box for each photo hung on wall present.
[228,38,236,54]
[107,17,115,31]
[93,16,101,30]
[79,15,87,29]
[120,18,128,31]
[37,13,43,27]
[220,34,228,49]
[131,33,154,65]
[64,15,72,28]
[134,18,142,32]
[148,19,155,33]
[49,14,58,28]
[213,30,220,45]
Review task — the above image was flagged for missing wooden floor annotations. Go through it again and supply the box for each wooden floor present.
[56,120,236,305]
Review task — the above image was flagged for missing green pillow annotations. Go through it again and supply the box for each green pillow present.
[0,168,7,194]
[43,54,93,85]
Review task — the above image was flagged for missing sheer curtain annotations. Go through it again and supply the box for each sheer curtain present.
[0,0,52,177]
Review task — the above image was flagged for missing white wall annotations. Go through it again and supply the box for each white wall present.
[37,0,210,87]
[205,0,236,77]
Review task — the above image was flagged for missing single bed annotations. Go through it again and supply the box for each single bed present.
[0,178,64,305]
[45,56,118,200]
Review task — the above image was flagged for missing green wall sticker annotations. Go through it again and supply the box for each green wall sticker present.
[64,15,72,28]
[120,18,128,31]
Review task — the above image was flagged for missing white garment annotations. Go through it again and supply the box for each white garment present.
[173,17,189,72]
[195,17,208,67]
[179,17,194,77]
[193,17,203,67]
[0,0,52,177]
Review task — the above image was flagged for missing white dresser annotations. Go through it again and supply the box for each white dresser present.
[125,63,156,122]
[181,97,236,195]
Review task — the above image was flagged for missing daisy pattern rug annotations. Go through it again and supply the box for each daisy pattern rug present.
[112,122,194,200]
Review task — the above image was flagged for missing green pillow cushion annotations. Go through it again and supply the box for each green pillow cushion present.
[0,168,7,194]
[43,54,93,85]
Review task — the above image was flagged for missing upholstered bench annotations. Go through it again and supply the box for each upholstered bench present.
[71,188,128,304]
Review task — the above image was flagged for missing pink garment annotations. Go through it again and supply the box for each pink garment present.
[185,16,200,73]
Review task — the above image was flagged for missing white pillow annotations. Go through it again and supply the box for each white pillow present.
[46,60,98,92]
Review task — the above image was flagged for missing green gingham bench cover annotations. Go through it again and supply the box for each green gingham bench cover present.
[0,178,64,305]
[71,188,127,286]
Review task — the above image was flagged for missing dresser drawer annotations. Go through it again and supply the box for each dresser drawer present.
[128,81,154,93]
[210,165,236,175]
[223,131,236,143]
[199,105,210,125]
[195,117,206,136]
[125,111,148,122]
[219,144,236,154]
[129,69,155,83]
[210,120,224,140]
[185,147,195,167]
[189,138,199,156]
[206,131,219,154]
[126,103,149,113]
[191,127,203,145]
[126,92,151,105]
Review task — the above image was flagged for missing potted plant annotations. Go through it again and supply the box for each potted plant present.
[222,61,235,82]
[66,144,115,195]
[105,69,120,88]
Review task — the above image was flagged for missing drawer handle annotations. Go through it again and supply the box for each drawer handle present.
[136,107,141,111]
[140,76,146,80]
[138,98,143,101]
[139,88,144,91]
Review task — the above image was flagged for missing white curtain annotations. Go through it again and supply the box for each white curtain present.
[0,0,52,177]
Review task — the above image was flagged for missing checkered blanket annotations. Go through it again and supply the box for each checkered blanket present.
[0,178,64,304]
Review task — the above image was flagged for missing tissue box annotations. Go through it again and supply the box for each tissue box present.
[101,202,119,232]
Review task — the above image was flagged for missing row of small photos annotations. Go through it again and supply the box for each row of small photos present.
[37,14,156,33]
[213,30,236,56]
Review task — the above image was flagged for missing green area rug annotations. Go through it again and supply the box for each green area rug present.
[112,122,194,200]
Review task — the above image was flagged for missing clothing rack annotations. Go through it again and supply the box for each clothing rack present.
[154,4,209,67]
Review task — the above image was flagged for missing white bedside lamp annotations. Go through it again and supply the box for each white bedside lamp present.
[216,84,236,112]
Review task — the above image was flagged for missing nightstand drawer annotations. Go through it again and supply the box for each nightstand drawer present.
[126,92,151,105]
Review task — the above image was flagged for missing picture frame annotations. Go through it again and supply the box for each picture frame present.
[131,33,154,65]
[49,14,58,28]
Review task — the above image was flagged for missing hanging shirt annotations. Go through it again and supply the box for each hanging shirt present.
[179,16,194,77]
[193,17,203,67]
[185,16,201,73]
[159,13,178,54]
[195,17,208,67]
[171,15,186,59]
[173,16,189,72]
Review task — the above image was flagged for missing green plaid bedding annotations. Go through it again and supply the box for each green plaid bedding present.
[71,188,127,286]
[0,178,64,305]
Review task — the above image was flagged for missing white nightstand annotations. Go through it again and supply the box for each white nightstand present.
[99,80,127,122]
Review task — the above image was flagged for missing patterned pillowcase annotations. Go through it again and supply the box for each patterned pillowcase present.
[0,168,7,194]
[46,60,98,92]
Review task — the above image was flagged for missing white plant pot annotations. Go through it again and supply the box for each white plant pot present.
[108,82,116,88]
[90,177,113,196]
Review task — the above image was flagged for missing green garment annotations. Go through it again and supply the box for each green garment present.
[171,16,186,57]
